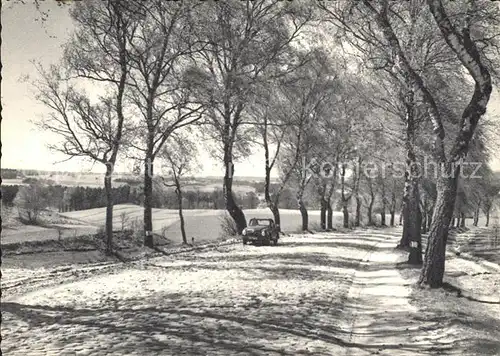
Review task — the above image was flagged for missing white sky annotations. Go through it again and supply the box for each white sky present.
[1,1,499,177]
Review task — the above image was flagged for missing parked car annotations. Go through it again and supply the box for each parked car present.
[242,218,279,246]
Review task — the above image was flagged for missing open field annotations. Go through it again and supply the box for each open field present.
[59,205,335,244]
[1,208,99,245]
[1,224,100,245]
[2,203,401,246]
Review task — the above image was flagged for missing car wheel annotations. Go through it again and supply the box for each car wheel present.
[273,238,278,246]
[243,239,248,245]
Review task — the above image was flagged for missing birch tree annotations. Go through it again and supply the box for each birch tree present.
[35,0,132,254]
[187,0,312,233]
[320,0,498,275]
[125,1,204,247]
[158,133,198,245]
[349,0,496,286]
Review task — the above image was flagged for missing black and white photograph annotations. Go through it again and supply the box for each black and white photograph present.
[1,0,500,354]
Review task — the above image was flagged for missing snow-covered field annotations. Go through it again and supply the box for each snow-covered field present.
[59,205,342,244]
[60,205,328,231]
[2,203,397,246]
[2,227,499,355]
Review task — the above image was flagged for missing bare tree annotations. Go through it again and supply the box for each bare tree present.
[320,0,498,280]
[250,49,339,232]
[356,0,495,286]
[246,81,290,231]
[277,50,341,232]
[479,169,500,227]
[124,1,204,247]
[187,0,313,233]
[34,0,132,254]
[158,133,199,245]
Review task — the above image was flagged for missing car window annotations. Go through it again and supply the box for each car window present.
[249,219,258,226]
[257,220,270,226]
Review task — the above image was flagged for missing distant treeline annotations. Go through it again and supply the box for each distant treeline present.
[1,183,299,212]
[1,169,21,179]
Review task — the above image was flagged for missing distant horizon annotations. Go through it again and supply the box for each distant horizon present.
[2,165,500,177]
[0,167,273,180]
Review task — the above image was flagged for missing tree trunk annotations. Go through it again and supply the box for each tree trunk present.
[381,201,386,227]
[355,197,361,227]
[367,202,374,226]
[175,184,187,245]
[460,212,466,228]
[104,166,114,255]
[486,210,490,227]
[270,203,281,231]
[263,128,282,232]
[397,203,410,249]
[320,197,327,230]
[389,190,396,227]
[340,164,350,228]
[419,170,459,288]
[400,178,422,262]
[265,169,282,232]
[327,197,333,230]
[407,179,422,265]
[298,197,308,231]
[342,203,349,229]
[399,204,404,226]
[351,160,362,228]
[144,157,154,247]
[325,166,338,231]
[224,160,247,233]
[367,180,375,226]
[421,195,428,234]
[473,204,480,226]
[399,83,422,263]
[421,209,427,234]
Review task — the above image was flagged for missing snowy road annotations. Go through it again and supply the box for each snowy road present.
[2,228,499,355]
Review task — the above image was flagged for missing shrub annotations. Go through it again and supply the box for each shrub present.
[129,217,143,244]
[1,169,19,179]
[1,185,19,205]
[22,177,39,184]
[14,183,50,224]
[97,224,106,236]
[219,212,239,238]
[119,211,130,231]
[309,221,323,232]
[114,177,141,185]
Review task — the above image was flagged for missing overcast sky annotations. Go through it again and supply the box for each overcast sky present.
[2,1,499,176]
